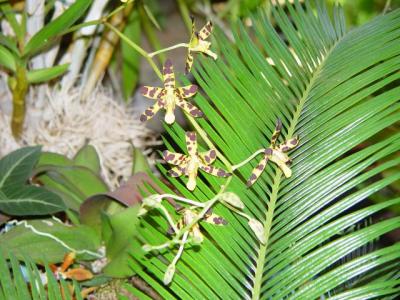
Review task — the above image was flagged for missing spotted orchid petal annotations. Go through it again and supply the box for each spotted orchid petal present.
[185,18,217,73]
[246,119,299,187]
[164,132,231,191]
[140,59,202,124]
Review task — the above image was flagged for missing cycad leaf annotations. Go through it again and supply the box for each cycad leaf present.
[129,1,400,299]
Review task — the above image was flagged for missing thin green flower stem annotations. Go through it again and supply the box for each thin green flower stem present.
[148,43,189,58]
[171,231,190,266]
[104,22,163,80]
[60,19,103,36]
[232,148,266,170]
[157,204,179,233]
[107,0,134,20]
[159,194,206,207]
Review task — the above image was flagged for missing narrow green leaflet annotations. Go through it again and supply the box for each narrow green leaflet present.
[0,45,16,71]
[23,0,93,56]
[27,63,70,84]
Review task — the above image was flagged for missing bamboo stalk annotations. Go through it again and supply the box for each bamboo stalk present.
[81,2,133,99]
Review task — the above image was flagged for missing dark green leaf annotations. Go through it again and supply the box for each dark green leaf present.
[0,186,66,216]
[0,219,101,263]
[0,146,41,190]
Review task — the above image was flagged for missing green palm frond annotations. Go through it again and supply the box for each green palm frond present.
[129,1,400,299]
[0,250,82,300]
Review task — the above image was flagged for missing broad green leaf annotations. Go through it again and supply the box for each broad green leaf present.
[0,45,16,71]
[36,165,108,211]
[0,219,101,263]
[0,146,41,190]
[80,195,123,236]
[102,206,140,277]
[23,0,93,56]
[0,186,66,216]
[73,144,101,174]
[27,63,69,84]
[132,148,152,174]
[38,151,74,167]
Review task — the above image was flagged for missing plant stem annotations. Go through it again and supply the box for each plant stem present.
[148,43,189,58]
[10,64,28,138]
[104,22,163,80]
[157,204,179,233]
[159,194,206,207]
[231,149,265,170]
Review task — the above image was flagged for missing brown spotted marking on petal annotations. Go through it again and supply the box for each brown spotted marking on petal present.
[185,51,194,74]
[140,114,148,122]
[190,108,204,117]
[178,85,198,98]
[189,132,196,141]
[265,148,273,156]
[198,21,213,40]
[215,168,230,177]
[271,119,282,147]
[246,173,257,187]
[140,86,148,95]
[210,150,216,159]
[163,59,173,74]
[145,109,154,116]
[257,164,265,170]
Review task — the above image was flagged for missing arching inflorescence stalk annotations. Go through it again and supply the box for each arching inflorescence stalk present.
[114,12,299,284]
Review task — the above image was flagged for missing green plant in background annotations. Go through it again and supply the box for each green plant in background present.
[0,0,94,138]
[0,144,153,298]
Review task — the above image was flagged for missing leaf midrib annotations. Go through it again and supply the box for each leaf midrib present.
[0,150,35,189]
[251,37,343,299]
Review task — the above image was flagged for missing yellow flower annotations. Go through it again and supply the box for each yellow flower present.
[140,59,203,124]
[185,17,218,73]
[246,119,299,186]
[163,131,231,191]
